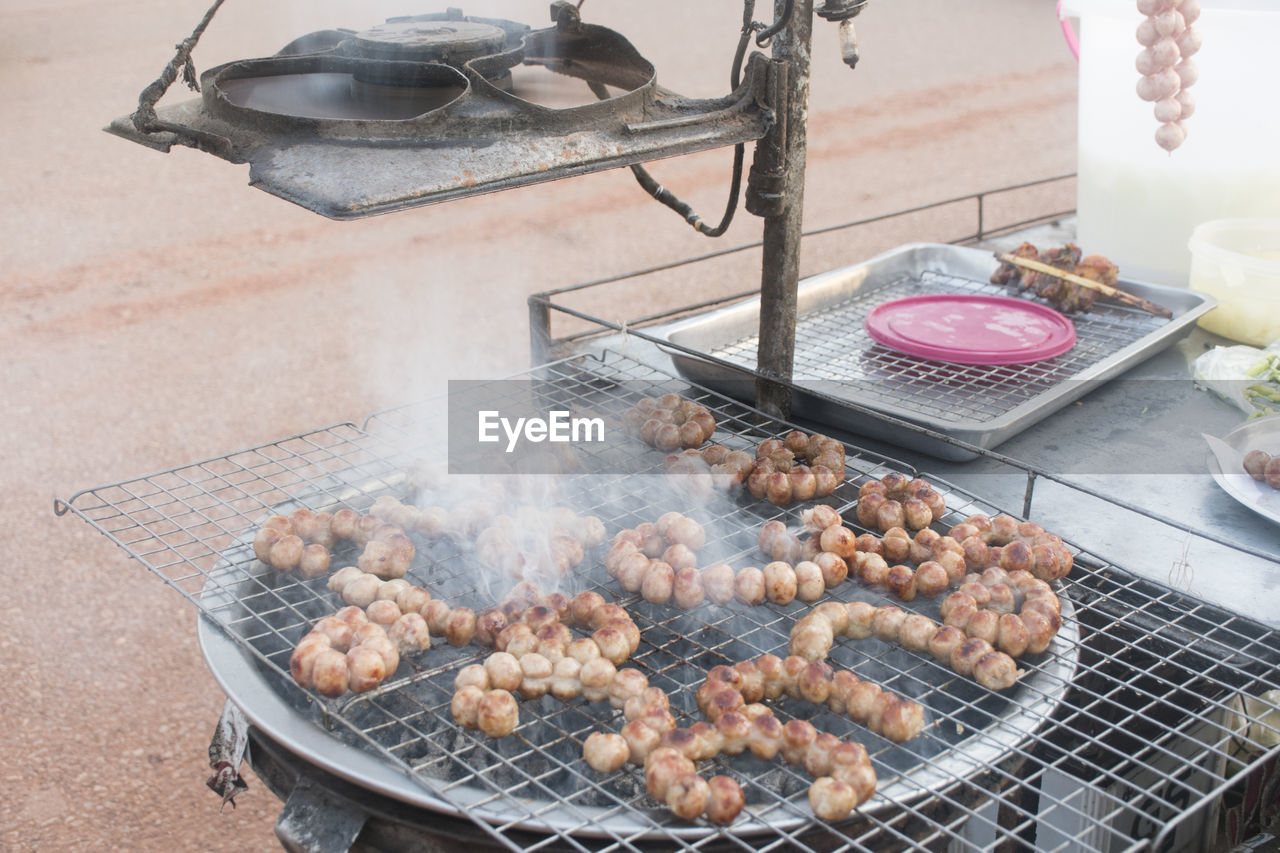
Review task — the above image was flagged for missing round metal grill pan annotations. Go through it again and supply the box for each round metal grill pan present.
[197,477,1078,843]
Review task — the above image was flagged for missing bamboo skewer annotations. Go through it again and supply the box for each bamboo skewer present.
[995,252,1173,319]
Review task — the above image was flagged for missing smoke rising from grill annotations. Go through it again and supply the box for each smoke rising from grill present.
[380,375,803,626]
[266,3,801,637]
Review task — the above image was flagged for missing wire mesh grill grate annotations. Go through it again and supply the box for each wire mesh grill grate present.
[58,350,1280,852]
[708,269,1170,426]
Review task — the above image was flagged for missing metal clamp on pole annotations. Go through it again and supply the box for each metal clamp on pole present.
[815,0,868,21]
[745,59,790,219]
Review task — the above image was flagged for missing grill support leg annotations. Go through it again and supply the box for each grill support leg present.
[275,776,368,853]
[528,294,553,367]
[752,0,814,419]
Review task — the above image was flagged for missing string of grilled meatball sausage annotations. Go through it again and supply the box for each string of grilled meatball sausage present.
[759,504,1068,669]
[256,491,604,586]
[937,567,1063,659]
[634,699,879,822]
[855,472,948,532]
[662,429,845,507]
[302,568,639,698]
[460,649,904,823]
[290,570,469,698]
[946,513,1074,582]
[608,510,856,609]
[784,509,1065,672]
[456,662,753,823]
[775,503,1073,613]
[623,393,718,452]
[662,443,757,503]
[327,567,480,648]
[788,598,1027,691]
[452,599,921,824]
[763,506,969,603]
[367,495,607,583]
[254,507,415,580]
[615,503,1025,613]
[696,654,926,745]
[746,431,847,507]
[776,519,1065,670]
[449,587,645,734]
[847,528,969,601]
[290,600,433,698]
[693,656,898,820]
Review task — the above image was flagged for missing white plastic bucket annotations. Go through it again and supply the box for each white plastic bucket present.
[1059,0,1280,288]
[1188,218,1280,346]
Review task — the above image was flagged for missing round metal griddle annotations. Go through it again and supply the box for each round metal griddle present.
[197,500,1080,845]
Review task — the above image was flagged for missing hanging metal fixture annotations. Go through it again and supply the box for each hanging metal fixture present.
[108,4,782,220]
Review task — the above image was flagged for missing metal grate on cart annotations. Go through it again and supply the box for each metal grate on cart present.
[56,349,1280,852]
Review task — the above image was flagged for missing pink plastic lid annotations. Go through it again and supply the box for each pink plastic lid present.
[864,294,1076,365]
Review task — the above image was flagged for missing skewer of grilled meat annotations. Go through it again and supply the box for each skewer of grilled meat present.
[991,243,1093,313]
[991,243,1167,318]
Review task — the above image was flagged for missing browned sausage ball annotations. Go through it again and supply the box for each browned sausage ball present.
[476,689,519,738]
[705,775,746,825]
[583,732,630,773]
[1243,449,1271,480]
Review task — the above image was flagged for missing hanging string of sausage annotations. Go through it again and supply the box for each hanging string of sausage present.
[1135,0,1202,151]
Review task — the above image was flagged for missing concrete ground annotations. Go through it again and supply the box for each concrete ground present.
[0,1,1075,849]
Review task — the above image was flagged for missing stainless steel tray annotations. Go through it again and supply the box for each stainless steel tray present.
[653,243,1216,460]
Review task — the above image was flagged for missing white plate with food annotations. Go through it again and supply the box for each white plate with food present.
[1204,414,1280,527]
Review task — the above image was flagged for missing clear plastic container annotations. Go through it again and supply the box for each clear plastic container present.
[1061,0,1280,288]
[1187,218,1280,346]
